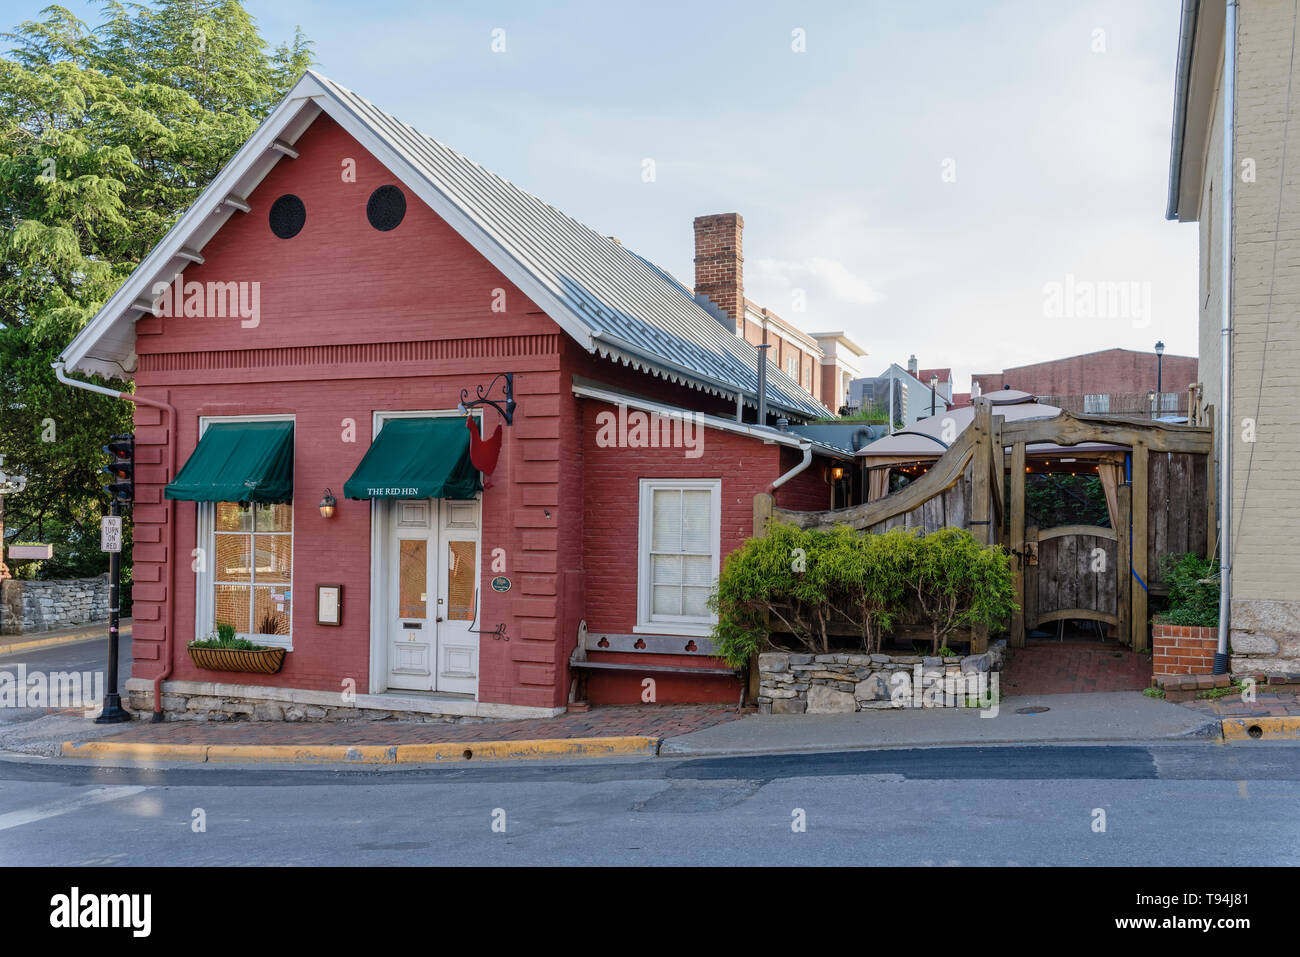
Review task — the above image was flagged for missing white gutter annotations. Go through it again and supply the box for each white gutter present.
[570,382,823,496]
[1216,0,1237,674]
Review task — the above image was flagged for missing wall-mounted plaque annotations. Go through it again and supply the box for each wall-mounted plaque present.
[316,584,343,626]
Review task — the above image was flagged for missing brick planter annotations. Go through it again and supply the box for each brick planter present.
[1152,622,1218,676]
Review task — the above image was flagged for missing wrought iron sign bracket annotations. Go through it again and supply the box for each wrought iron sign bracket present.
[458,373,516,426]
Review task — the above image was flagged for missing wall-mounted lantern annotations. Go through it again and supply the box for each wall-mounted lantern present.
[319,488,337,519]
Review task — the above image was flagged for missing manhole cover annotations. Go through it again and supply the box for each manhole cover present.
[1015,706,1050,715]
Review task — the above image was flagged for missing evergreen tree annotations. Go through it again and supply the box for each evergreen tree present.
[0,2,311,577]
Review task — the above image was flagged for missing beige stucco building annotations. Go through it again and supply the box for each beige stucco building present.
[1168,0,1300,672]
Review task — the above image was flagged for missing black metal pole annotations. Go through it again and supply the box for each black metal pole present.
[95,498,130,724]
[1157,354,1163,396]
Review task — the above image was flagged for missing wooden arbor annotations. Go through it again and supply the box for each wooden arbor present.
[763,397,1215,653]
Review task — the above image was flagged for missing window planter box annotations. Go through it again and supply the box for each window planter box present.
[7,544,53,561]
[187,644,285,675]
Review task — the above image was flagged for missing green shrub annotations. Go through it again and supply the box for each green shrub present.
[911,527,1018,654]
[1157,553,1219,627]
[709,523,1015,666]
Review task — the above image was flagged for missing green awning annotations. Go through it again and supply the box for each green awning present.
[165,421,294,503]
[343,417,481,500]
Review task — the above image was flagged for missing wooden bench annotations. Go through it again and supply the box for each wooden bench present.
[568,620,746,707]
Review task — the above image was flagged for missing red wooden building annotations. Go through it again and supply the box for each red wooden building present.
[59,72,851,722]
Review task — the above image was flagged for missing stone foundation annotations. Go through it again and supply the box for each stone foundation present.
[0,574,109,635]
[1230,598,1300,675]
[756,641,1007,714]
[123,677,566,723]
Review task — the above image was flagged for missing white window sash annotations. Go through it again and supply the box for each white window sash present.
[635,478,721,637]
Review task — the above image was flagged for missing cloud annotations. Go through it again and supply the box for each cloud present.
[753,256,884,306]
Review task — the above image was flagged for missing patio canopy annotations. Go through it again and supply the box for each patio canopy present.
[164,420,294,503]
[343,417,481,500]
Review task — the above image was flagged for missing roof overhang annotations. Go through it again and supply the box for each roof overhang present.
[571,379,851,460]
[1167,0,1225,222]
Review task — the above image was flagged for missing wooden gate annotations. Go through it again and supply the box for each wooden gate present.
[1018,524,1123,641]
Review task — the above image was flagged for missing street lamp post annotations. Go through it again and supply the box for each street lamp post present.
[1154,340,1165,413]
[929,374,939,418]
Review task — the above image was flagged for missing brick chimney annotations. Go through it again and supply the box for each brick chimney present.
[693,213,744,331]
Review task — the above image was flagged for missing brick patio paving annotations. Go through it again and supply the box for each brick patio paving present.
[1000,640,1153,696]
[84,704,746,746]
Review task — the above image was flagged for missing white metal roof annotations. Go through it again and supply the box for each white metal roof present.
[62,71,827,419]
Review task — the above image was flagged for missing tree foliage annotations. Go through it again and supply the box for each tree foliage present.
[0,2,311,571]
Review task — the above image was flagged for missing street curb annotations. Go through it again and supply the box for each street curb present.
[59,735,662,765]
[0,627,126,657]
[1220,717,1300,741]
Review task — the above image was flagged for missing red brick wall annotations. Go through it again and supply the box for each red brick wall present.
[128,114,822,710]
[130,114,570,709]
[972,349,1199,398]
[1153,623,1218,676]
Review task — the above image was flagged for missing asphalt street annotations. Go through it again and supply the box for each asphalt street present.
[1,743,1297,865]
[0,633,128,727]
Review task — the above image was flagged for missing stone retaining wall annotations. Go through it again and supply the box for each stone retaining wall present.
[0,575,110,635]
[1230,599,1300,675]
[757,641,1007,714]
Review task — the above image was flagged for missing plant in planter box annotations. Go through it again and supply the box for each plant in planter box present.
[1156,553,1220,627]
[187,621,285,674]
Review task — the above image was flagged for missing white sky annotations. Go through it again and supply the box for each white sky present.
[23,0,1199,391]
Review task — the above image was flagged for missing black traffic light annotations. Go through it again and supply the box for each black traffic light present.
[102,434,134,504]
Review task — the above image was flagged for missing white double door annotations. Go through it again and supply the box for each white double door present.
[386,498,480,695]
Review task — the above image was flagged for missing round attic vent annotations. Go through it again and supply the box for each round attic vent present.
[366,185,406,231]
[269,194,306,239]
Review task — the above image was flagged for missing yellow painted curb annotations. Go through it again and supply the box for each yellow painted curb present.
[1221,717,1300,741]
[204,744,397,764]
[0,629,121,657]
[61,740,208,762]
[59,735,660,764]
[395,736,660,763]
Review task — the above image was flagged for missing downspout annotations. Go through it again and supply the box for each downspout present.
[768,442,813,494]
[1216,0,1238,675]
[54,361,178,717]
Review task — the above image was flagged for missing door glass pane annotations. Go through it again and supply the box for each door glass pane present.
[447,540,476,621]
[399,540,427,619]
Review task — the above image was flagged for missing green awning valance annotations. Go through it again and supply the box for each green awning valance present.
[343,417,481,500]
[165,421,295,503]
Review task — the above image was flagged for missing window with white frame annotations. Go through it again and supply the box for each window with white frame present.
[193,418,295,648]
[637,479,721,635]
[211,502,293,640]
[786,355,798,379]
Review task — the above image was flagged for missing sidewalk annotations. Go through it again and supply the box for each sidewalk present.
[661,691,1220,756]
[0,619,129,657]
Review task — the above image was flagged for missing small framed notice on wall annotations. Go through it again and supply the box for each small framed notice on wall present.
[316,584,343,626]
